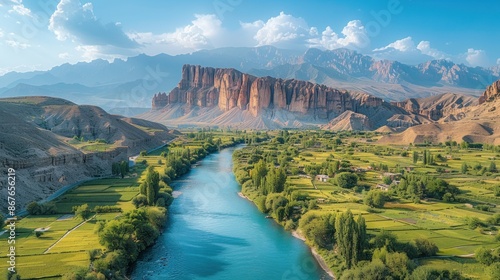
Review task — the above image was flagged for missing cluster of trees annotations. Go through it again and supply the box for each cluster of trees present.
[413,150,435,165]
[462,161,497,175]
[304,160,344,177]
[364,190,389,208]
[483,144,500,153]
[370,162,389,172]
[26,201,57,215]
[475,247,500,279]
[250,160,287,195]
[340,230,443,279]
[72,207,168,279]
[299,211,367,269]
[394,174,459,202]
[135,166,173,208]
[112,161,129,178]
[335,172,359,189]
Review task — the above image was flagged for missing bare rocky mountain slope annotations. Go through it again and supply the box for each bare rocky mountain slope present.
[0,96,177,210]
[379,80,500,145]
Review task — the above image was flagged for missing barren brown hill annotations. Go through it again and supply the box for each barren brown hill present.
[0,96,177,210]
[320,111,371,131]
[379,80,500,145]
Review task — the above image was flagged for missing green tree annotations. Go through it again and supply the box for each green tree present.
[414,238,438,257]
[475,247,494,265]
[385,252,413,279]
[494,185,500,197]
[372,230,398,251]
[251,159,268,190]
[73,204,92,220]
[413,151,418,164]
[26,201,41,215]
[98,220,134,251]
[488,262,500,280]
[335,211,358,268]
[119,161,129,178]
[335,172,358,189]
[489,161,497,172]
[340,259,389,280]
[461,162,468,174]
[132,194,148,208]
[364,190,388,208]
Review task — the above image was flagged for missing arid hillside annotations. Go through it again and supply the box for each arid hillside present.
[379,80,500,145]
[0,96,177,210]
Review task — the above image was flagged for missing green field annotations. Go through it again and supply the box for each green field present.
[0,165,147,279]
[233,130,500,279]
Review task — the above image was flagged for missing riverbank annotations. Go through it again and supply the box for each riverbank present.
[292,231,336,279]
[237,191,336,279]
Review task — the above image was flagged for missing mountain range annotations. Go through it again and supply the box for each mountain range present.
[1,47,498,112]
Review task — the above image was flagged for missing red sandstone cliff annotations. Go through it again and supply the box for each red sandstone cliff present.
[152,65,395,120]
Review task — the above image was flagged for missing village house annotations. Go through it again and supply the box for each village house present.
[382,172,402,180]
[375,184,390,191]
[315,174,330,182]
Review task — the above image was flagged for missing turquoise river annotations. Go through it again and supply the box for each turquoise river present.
[131,146,331,280]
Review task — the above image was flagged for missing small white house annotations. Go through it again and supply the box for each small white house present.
[315,174,330,182]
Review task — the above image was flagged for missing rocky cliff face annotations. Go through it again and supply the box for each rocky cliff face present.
[152,64,395,120]
[391,93,476,121]
[479,80,500,104]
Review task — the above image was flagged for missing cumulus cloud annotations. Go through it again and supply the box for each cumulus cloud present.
[373,36,415,52]
[497,58,500,65]
[372,37,453,64]
[308,20,369,51]
[416,41,448,60]
[336,20,369,49]
[49,0,139,48]
[241,13,369,50]
[465,48,489,67]
[247,12,313,48]
[131,14,223,54]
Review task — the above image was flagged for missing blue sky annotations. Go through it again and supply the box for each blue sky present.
[1,0,499,75]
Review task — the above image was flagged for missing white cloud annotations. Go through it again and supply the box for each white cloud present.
[465,48,489,67]
[416,41,448,60]
[242,13,369,50]
[49,0,139,48]
[7,0,32,17]
[250,12,312,47]
[308,20,369,50]
[0,28,3,38]
[497,58,500,65]
[336,20,369,49]
[6,39,30,49]
[372,37,454,64]
[162,14,222,49]
[374,36,415,52]
[131,14,223,54]
[58,52,70,59]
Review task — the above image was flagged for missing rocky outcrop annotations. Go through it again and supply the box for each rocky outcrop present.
[479,80,500,104]
[320,111,371,131]
[391,93,476,121]
[152,64,397,121]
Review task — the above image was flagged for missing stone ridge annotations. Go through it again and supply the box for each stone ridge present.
[479,80,500,104]
[152,64,385,119]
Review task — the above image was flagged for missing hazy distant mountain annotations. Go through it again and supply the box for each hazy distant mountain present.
[0,47,497,110]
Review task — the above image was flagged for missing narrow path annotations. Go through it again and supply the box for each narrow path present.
[43,215,96,254]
